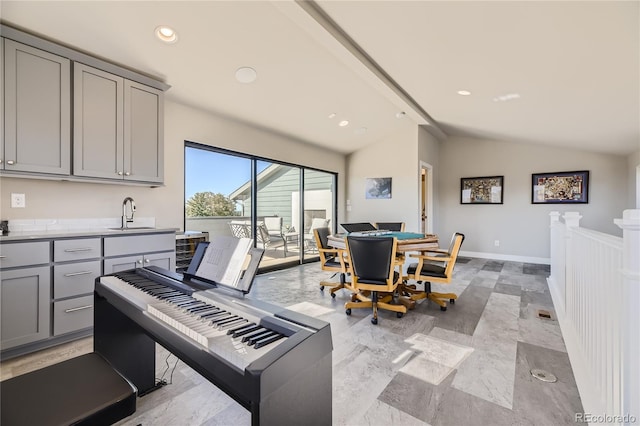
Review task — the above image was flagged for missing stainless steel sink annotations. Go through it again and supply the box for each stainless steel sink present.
[108,227,156,231]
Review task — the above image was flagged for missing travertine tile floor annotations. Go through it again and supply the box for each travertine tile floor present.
[0,258,583,425]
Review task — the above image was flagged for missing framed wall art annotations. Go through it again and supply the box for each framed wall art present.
[531,170,589,204]
[365,177,392,199]
[460,175,503,204]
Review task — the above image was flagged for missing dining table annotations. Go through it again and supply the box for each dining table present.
[327,231,439,253]
[327,231,439,311]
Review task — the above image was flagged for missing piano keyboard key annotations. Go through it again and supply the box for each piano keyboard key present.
[100,273,289,371]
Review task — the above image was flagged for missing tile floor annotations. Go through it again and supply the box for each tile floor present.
[0,258,584,425]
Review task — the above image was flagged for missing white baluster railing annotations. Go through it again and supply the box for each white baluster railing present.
[548,210,639,425]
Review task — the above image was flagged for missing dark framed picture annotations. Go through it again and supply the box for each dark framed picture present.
[531,170,589,204]
[460,176,503,204]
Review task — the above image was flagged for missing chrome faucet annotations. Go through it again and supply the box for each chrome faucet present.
[122,197,136,228]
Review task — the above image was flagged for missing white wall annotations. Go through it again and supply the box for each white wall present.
[345,120,421,231]
[437,136,628,261]
[627,150,640,208]
[0,100,347,229]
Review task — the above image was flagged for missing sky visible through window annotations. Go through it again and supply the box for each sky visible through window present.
[185,147,268,201]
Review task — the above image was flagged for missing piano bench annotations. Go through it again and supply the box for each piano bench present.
[0,352,137,426]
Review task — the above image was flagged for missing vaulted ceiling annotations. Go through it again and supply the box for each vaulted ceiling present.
[2,1,638,155]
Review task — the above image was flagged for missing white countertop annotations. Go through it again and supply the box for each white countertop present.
[0,227,178,242]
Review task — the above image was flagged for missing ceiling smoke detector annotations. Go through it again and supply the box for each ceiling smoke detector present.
[493,93,521,102]
[235,67,257,84]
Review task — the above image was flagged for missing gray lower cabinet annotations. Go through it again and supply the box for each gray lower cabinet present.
[103,252,175,274]
[73,62,164,184]
[0,231,175,357]
[53,295,94,336]
[2,39,71,175]
[0,266,51,350]
[103,232,176,274]
[52,238,102,337]
[0,241,51,351]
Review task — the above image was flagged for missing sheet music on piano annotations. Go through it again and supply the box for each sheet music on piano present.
[194,236,252,288]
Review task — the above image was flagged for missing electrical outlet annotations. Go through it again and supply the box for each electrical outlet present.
[494,240,500,247]
[11,193,26,208]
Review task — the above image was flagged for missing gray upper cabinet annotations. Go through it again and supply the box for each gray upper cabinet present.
[73,63,124,180]
[74,63,164,184]
[124,80,164,183]
[1,26,166,185]
[2,39,71,175]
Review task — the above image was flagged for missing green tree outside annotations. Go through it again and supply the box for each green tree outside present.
[186,191,238,217]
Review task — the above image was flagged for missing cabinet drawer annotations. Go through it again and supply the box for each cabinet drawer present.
[0,241,50,268]
[53,295,93,336]
[54,238,101,262]
[104,232,175,257]
[54,260,101,299]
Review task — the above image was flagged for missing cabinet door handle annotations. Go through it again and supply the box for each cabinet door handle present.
[6,160,15,165]
[117,171,123,176]
[64,270,93,277]
[64,304,93,313]
[136,259,143,264]
[64,247,93,253]
[125,172,131,176]
[144,258,151,263]
[0,256,6,259]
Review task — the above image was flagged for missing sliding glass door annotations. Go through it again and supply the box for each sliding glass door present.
[185,142,336,271]
[302,169,335,260]
[255,160,300,268]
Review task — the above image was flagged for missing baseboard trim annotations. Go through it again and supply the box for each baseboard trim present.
[459,250,550,265]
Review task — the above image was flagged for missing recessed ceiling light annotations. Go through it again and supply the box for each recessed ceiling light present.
[338,120,349,127]
[457,90,472,96]
[235,67,257,83]
[395,111,406,119]
[155,26,178,43]
[327,113,337,119]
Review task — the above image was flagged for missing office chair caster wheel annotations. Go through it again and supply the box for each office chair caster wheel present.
[396,312,404,318]
[345,308,351,315]
[450,299,455,304]
[319,286,324,291]
[371,317,378,325]
[331,293,336,298]
[440,306,447,311]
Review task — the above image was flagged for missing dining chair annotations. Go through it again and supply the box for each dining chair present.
[375,222,405,232]
[314,227,350,297]
[403,232,465,311]
[344,235,406,324]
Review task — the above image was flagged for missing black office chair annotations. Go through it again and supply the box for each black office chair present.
[344,236,406,324]
[375,222,405,232]
[314,227,350,297]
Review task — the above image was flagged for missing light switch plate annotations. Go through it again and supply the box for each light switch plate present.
[11,193,26,208]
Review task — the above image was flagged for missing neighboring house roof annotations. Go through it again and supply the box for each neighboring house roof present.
[229,163,287,201]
